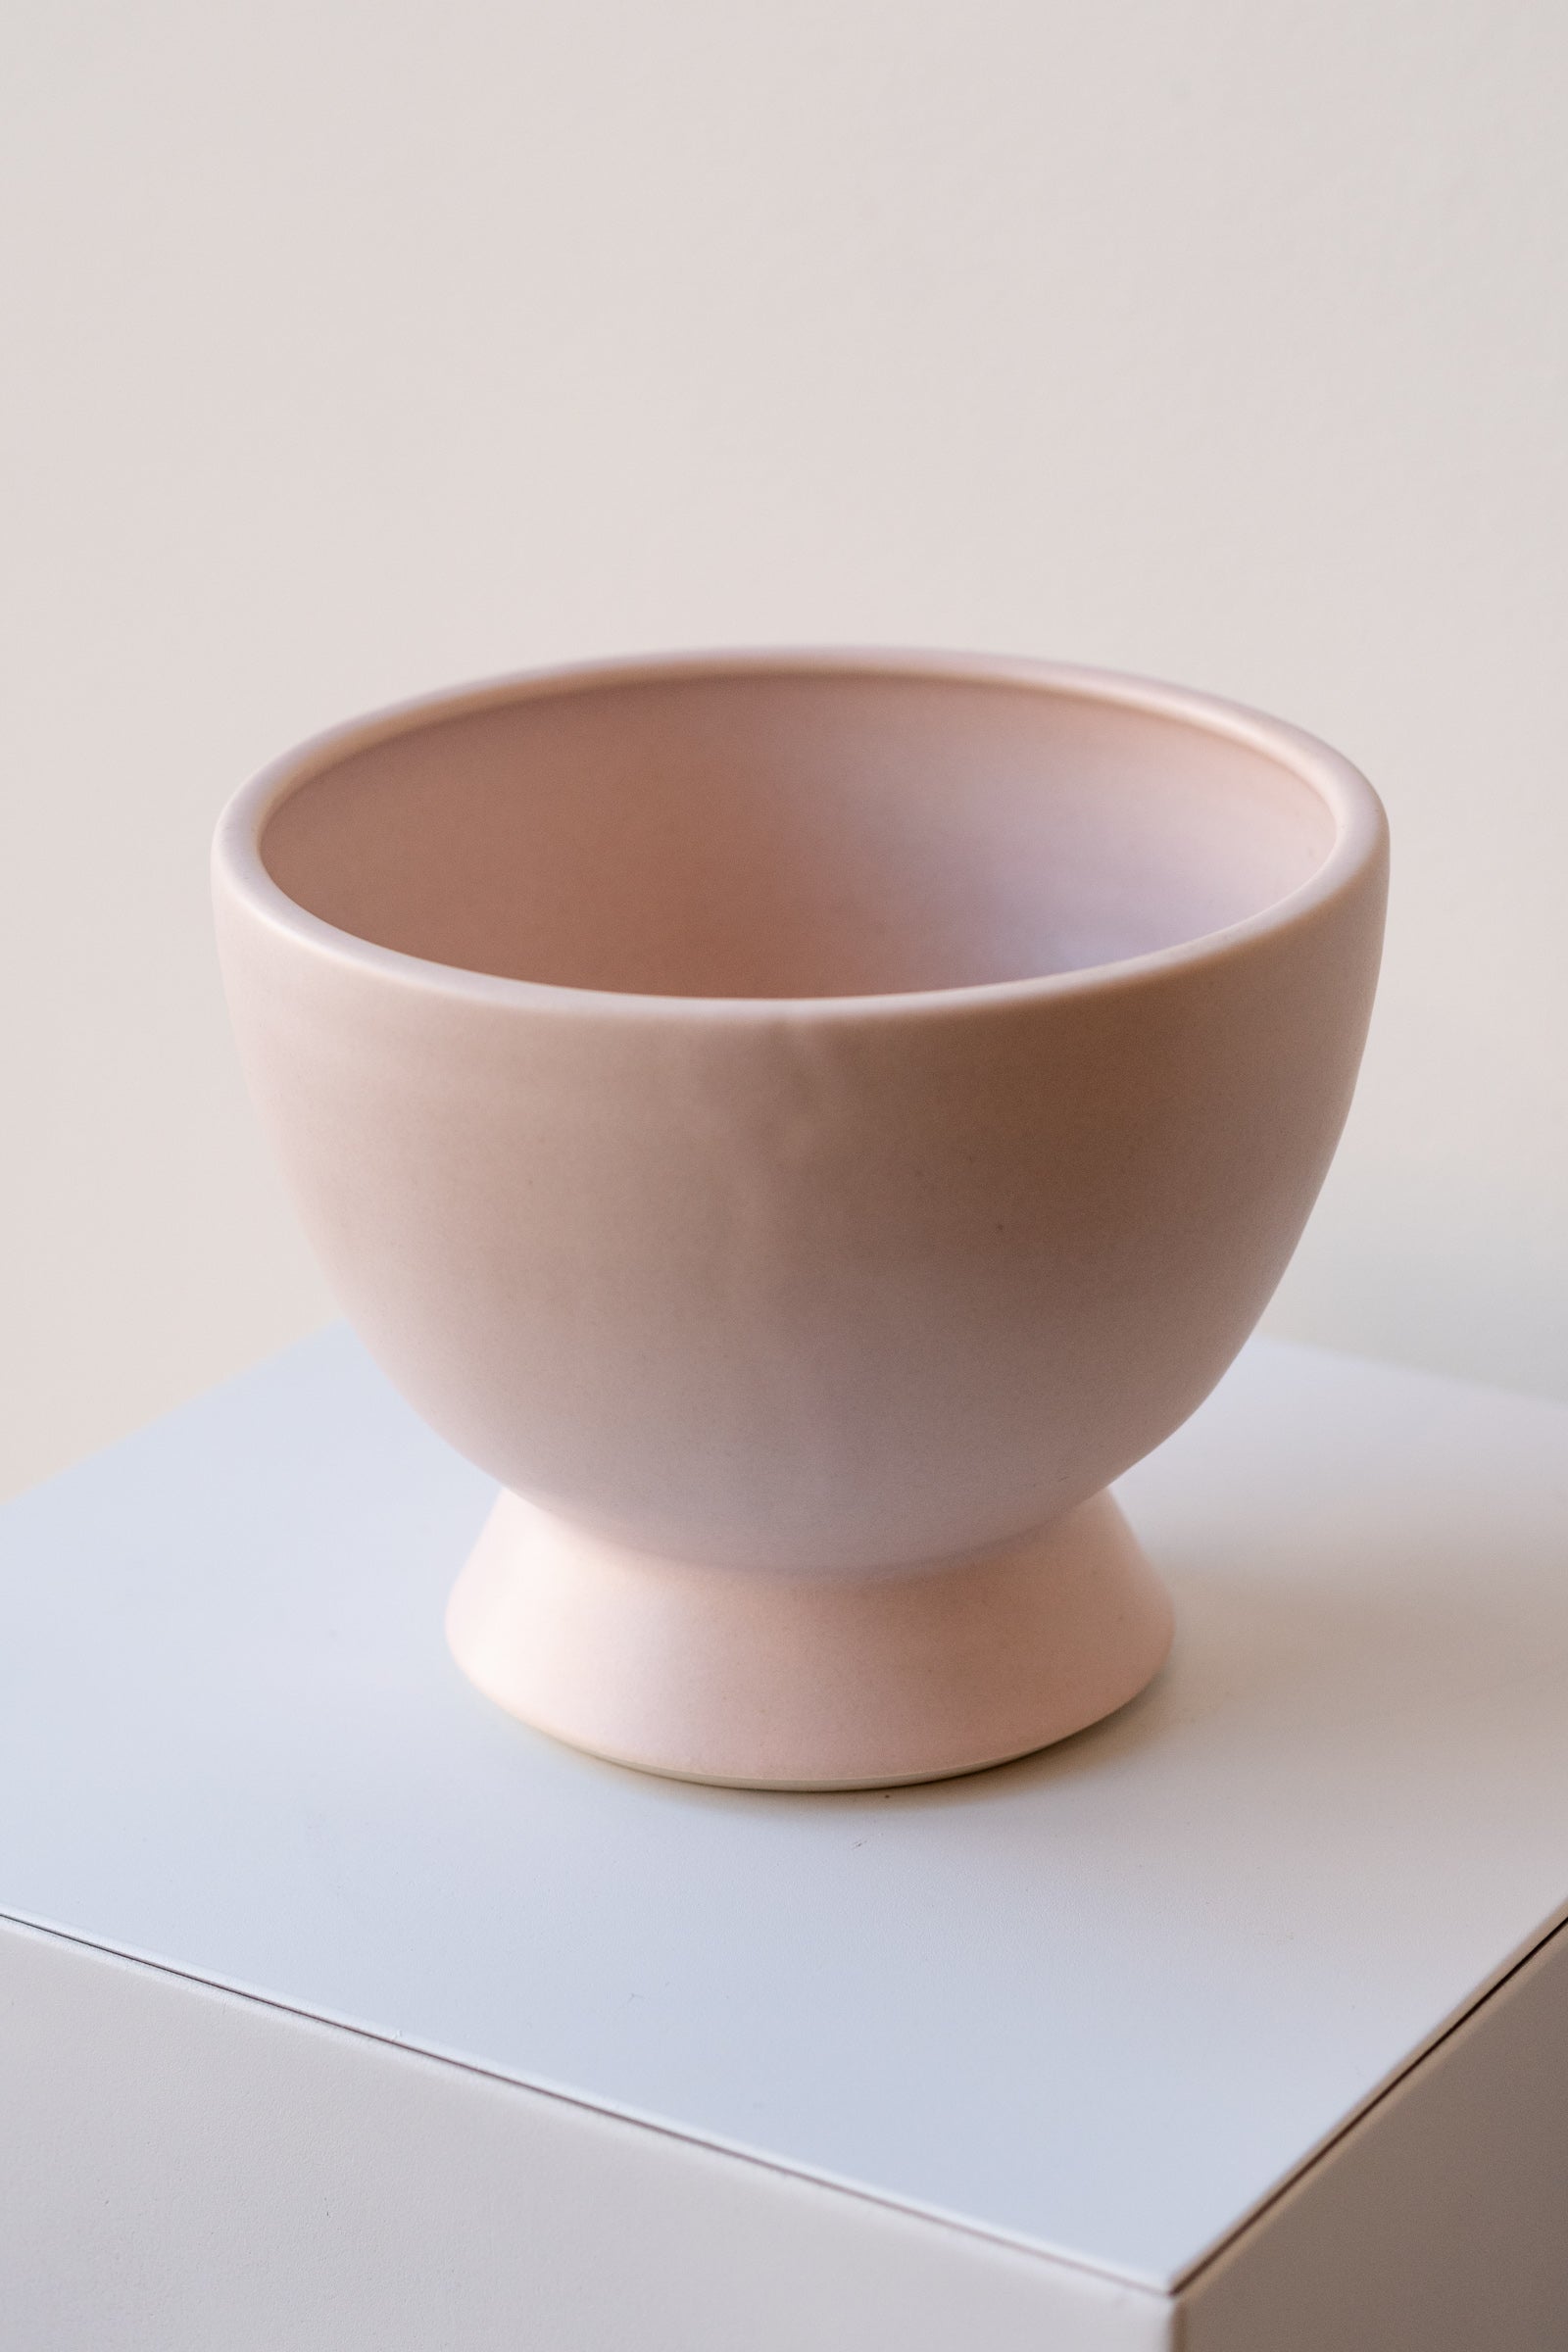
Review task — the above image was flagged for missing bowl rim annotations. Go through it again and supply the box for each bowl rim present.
[212,647,1389,1021]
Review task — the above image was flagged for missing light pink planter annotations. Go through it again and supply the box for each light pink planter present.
[213,653,1388,1788]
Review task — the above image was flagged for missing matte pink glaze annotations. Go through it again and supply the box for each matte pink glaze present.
[213,652,1387,1787]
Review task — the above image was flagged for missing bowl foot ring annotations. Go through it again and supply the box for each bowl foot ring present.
[447,1488,1174,1790]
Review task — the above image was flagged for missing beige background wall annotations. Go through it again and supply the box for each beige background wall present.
[3,0,1565,1499]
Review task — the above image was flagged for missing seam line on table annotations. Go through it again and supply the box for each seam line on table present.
[0,1902,1174,2306]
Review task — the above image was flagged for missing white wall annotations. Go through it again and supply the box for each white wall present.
[3,0,1565,1498]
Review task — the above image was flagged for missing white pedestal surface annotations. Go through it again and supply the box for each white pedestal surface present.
[3,1330,1568,2347]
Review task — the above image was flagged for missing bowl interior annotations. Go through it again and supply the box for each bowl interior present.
[259,667,1340,999]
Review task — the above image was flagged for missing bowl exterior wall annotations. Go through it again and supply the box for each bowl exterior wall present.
[215,846,1385,1576]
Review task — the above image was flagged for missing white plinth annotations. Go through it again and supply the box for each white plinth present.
[4,1331,1568,2348]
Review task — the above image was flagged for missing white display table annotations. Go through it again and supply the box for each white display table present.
[3,1331,1567,2349]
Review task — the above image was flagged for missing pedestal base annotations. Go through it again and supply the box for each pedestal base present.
[445,1490,1175,1788]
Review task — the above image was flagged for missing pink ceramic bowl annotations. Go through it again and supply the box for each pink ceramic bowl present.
[213,652,1387,1788]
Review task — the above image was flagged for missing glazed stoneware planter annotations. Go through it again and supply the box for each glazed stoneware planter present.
[213,652,1388,1788]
